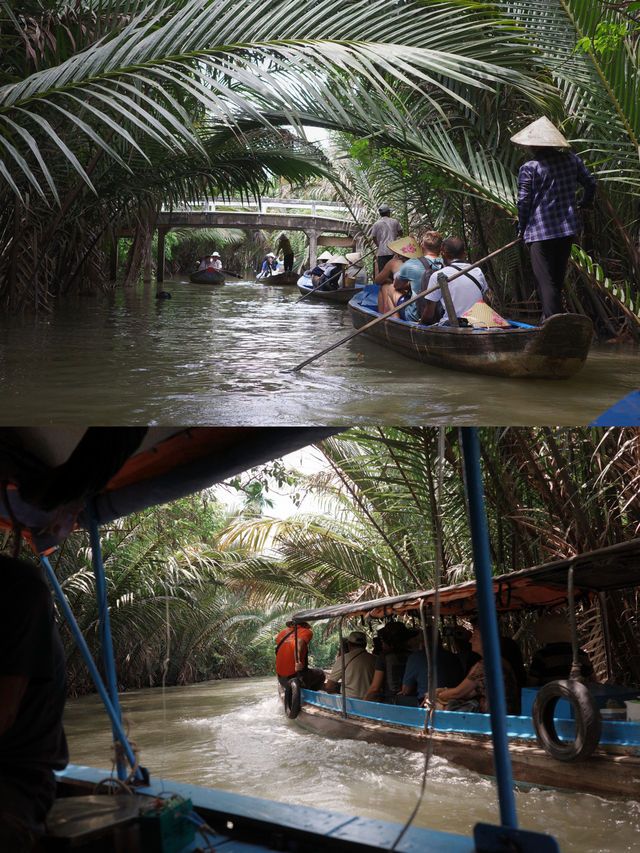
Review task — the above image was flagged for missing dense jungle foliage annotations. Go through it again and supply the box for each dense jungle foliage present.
[2,1,639,338]
[27,426,640,695]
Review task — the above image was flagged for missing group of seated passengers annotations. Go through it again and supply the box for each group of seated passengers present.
[196,252,222,271]
[324,613,595,716]
[375,232,490,327]
[307,252,365,290]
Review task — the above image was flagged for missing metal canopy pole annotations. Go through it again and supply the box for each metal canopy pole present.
[40,554,143,780]
[460,427,518,830]
[87,503,127,780]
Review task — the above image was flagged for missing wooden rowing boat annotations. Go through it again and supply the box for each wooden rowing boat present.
[348,286,593,379]
[297,274,364,304]
[256,270,299,286]
[285,540,640,800]
[190,268,225,285]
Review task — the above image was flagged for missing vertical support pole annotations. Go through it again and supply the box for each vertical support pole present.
[307,229,318,268]
[339,617,347,719]
[143,229,153,283]
[157,228,167,283]
[598,591,613,682]
[438,273,458,326]
[460,427,518,830]
[87,503,126,780]
[40,555,140,778]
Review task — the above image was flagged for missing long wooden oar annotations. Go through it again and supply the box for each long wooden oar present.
[222,268,245,279]
[291,238,522,372]
[294,246,377,304]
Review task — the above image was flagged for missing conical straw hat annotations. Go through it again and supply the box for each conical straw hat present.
[346,252,363,263]
[510,117,570,148]
[317,250,333,261]
[387,235,423,259]
[330,255,349,265]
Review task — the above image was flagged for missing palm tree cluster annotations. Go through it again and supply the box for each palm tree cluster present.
[1,0,554,311]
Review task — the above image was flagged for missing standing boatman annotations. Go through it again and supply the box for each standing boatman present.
[370,204,402,276]
[511,117,596,321]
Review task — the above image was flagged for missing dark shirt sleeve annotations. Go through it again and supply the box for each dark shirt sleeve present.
[516,162,535,234]
[575,154,596,208]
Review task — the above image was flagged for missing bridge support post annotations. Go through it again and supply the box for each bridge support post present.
[306,229,318,268]
[157,228,168,283]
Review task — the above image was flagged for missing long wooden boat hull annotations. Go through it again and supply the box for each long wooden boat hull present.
[348,295,594,379]
[297,276,364,303]
[257,271,299,286]
[296,699,640,799]
[190,269,225,284]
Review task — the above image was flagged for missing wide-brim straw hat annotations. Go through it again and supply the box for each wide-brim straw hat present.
[317,250,333,261]
[346,252,363,263]
[387,235,423,259]
[510,117,570,149]
[534,613,572,644]
[212,251,220,256]
[330,255,349,265]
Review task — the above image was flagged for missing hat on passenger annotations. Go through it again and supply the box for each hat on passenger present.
[212,251,220,257]
[266,252,276,257]
[534,613,571,644]
[347,631,367,646]
[387,235,422,259]
[346,252,363,264]
[317,250,333,261]
[330,255,349,265]
[510,117,570,149]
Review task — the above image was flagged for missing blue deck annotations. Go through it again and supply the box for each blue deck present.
[301,690,640,747]
[56,763,475,852]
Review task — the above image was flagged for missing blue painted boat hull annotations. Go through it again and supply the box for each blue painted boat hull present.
[295,691,640,799]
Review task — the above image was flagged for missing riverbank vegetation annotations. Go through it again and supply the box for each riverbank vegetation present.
[4,1,638,338]
[45,427,640,695]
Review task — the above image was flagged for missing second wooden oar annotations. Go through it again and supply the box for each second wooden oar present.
[291,238,522,372]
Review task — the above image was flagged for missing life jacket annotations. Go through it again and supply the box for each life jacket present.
[275,625,312,677]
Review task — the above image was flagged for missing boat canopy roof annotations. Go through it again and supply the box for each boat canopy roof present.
[292,538,640,623]
[0,427,336,553]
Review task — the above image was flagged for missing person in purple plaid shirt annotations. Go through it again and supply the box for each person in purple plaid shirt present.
[511,117,596,320]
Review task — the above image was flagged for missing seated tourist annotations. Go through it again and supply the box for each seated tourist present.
[325,631,376,700]
[392,232,444,323]
[435,623,519,714]
[211,251,223,270]
[527,612,595,686]
[375,253,405,313]
[318,255,349,290]
[420,236,487,326]
[398,630,463,706]
[363,621,412,703]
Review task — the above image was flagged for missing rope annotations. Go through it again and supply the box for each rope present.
[390,428,445,851]
[160,565,172,793]
[567,563,583,680]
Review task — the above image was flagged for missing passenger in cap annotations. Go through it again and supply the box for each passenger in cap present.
[325,631,376,700]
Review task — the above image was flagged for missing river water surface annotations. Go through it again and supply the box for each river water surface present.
[2,278,638,424]
[64,677,639,852]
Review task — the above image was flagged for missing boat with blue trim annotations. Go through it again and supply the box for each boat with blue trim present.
[348,285,593,379]
[297,273,365,303]
[284,539,640,799]
[0,427,564,852]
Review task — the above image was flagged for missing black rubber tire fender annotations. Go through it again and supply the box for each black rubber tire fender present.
[532,679,601,762]
[284,678,302,719]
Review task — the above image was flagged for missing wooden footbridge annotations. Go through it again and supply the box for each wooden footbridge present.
[151,198,370,282]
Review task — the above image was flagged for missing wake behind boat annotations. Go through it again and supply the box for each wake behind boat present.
[349,285,593,379]
[297,272,364,304]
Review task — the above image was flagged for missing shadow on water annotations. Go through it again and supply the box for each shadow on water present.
[1,278,638,424]
[64,677,640,853]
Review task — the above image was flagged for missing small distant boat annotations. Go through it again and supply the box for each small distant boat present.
[348,285,593,379]
[297,273,365,304]
[190,268,225,285]
[256,270,299,286]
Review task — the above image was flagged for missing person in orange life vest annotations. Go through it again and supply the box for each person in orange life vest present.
[275,620,325,691]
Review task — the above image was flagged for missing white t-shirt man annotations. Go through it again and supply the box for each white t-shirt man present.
[425,260,487,323]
